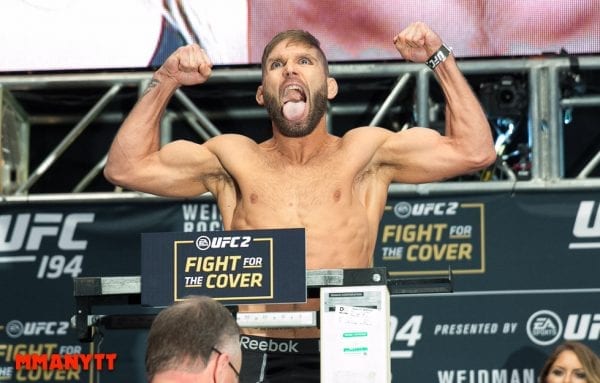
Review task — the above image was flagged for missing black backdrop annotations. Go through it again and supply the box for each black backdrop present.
[1,190,599,382]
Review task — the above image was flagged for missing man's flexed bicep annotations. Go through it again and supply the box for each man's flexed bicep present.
[385,22,496,183]
[376,126,490,184]
[104,44,217,197]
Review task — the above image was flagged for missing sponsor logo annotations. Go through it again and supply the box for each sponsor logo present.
[240,336,299,353]
[570,201,600,250]
[393,202,459,220]
[527,310,562,346]
[5,320,69,339]
[382,202,484,276]
[0,213,91,279]
[0,213,94,252]
[195,235,252,251]
[527,310,600,345]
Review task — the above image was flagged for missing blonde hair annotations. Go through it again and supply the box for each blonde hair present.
[539,342,600,383]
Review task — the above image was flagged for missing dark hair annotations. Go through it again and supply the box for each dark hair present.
[145,295,240,381]
[261,29,329,75]
[539,341,600,383]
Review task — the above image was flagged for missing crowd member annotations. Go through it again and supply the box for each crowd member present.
[146,296,241,383]
[539,341,600,383]
[105,22,495,382]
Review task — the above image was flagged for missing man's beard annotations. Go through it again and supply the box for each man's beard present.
[263,83,328,138]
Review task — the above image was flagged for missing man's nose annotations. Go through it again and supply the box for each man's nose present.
[284,62,297,77]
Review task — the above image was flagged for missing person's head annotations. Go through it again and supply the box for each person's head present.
[256,30,338,138]
[539,341,600,383]
[145,295,241,383]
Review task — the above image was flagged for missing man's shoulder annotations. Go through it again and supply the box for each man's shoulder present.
[204,134,262,165]
[209,133,259,146]
[341,126,394,145]
[206,134,262,154]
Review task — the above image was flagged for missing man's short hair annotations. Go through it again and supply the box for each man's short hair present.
[261,29,329,75]
[145,295,240,381]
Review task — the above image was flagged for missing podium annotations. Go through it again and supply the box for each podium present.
[73,224,453,382]
[73,268,451,382]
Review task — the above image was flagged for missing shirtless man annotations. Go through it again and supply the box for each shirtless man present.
[104,22,495,382]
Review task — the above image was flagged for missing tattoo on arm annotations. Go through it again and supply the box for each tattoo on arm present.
[143,78,160,97]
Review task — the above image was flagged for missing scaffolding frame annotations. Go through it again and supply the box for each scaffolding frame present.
[1,55,600,200]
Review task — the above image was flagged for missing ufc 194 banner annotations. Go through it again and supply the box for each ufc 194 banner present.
[0,199,211,382]
[1,192,599,382]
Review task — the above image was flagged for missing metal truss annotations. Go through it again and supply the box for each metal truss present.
[1,55,600,201]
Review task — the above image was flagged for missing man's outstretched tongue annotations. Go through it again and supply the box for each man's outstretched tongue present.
[283,101,306,121]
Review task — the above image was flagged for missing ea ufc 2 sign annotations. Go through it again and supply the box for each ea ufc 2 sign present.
[141,229,307,306]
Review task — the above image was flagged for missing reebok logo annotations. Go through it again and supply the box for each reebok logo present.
[240,336,299,353]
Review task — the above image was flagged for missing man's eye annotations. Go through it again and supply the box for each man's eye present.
[299,58,311,64]
[270,61,282,69]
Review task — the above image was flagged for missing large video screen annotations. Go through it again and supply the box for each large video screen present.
[1,0,599,73]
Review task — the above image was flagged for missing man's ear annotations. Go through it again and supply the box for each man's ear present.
[212,351,229,381]
[256,85,265,106]
[327,77,338,100]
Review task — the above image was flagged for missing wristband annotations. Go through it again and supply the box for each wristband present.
[425,44,452,70]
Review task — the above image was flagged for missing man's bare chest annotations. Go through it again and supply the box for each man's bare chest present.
[242,166,351,208]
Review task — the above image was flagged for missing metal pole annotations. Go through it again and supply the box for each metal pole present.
[416,69,430,128]
[72,155,108,193]
[174,89,222,137]
[369,73,411,126]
